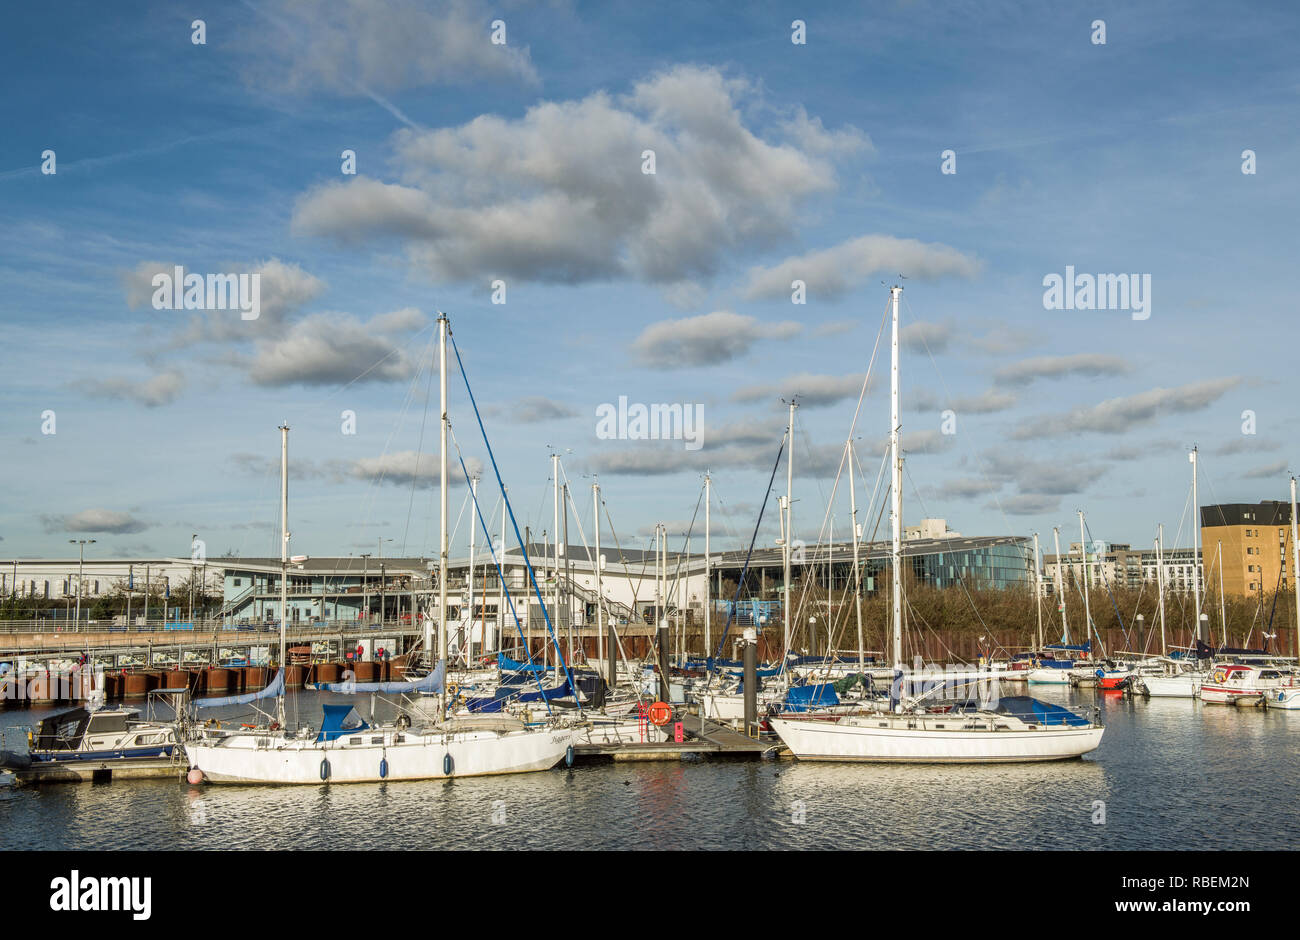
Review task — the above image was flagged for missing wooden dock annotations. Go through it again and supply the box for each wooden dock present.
[572,713,786,763]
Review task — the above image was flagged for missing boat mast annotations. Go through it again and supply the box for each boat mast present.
[498,489,506,658]
[1078,510,1092,653]
[1217,540,1226,647]
[594,481,605,675]
[1291,476,1299,663]
[784,399,796,659]
[438,313,449,719]
[552,451,560,677]
[278,422,289,728]
[1033,532,1043,651]
[562,481,573,667]
[468,475,477,663]
[848,441,864,670]
[1156,525,1167,656]
[1191,446,1203,642]
[704,472,711,661]
[1053,526,1070,643]
[889,285,903,671]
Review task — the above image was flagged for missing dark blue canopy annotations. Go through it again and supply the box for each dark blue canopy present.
[315,705,370,742]
[1045,642,1091,652]
[784,683,839,712]
[994,696,1090,727]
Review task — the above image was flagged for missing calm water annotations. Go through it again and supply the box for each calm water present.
[2,687,1297,850]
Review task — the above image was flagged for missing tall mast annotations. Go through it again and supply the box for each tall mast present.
[1033,532,1043,651]
[438,313,449,719]
[1217,540,1226,647]
[594,482,604,673]
[468,475,477,662]
[498,489,506,657]
[784,399,796,659]
[704,473,711,660]
[562,481,572,667]
[889,285,903,671]
[848,441,864,669]
[552,452,560,677]
[1053,526,1070,643]
[1191,446,1203,642]
[1156,525,1167,656]
[1291,476,1299,662]
[278,422,289,727]
[1078,510,1092,652]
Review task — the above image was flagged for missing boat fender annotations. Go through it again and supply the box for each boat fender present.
[1095,668,1105,679]
[565,745,574,768]
[443,753,453,776]
[379,758,388,779]
[320,758,330,781]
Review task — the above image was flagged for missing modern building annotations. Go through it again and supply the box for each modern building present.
[1044,542,1202,597]
[1200,501,1297,597]
[1,557,223,624]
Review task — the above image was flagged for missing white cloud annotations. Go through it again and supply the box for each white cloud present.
[742,235,980,301]
[293,65,860,289]
[631,311,800,369]
[247,311,418,387]
[42,509,148,534]
[77,371,184,407]
[1012,378,1241,439]
[994,353,1131,386]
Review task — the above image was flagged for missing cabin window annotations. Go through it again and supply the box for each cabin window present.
[349,737,362,745]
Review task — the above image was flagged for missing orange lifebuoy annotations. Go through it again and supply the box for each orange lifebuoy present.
[647,701,673,726]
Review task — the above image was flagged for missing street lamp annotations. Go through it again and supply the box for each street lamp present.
[69,539,96,627]
[378,538,393,626]
[360,553,372,625]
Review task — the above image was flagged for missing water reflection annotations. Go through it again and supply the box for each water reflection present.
[2,687,1296,850]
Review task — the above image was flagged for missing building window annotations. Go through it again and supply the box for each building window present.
[234,578,242,587]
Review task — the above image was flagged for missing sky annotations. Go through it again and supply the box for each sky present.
[2,0,1298,565]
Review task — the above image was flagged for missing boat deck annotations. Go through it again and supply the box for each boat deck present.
[572,713,784,762]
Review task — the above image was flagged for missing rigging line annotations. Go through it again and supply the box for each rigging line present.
[451,447,553,708]
[401,334,438,556]
[901,460,996,655]
[447,327,580,712]
[899,293,1017,538]
[714,429,788,665]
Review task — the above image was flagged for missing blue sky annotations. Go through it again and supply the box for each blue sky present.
[2,0,1297,564]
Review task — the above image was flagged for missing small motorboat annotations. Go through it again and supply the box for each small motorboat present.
[1199,664,1288,707]
[0,694,183,784]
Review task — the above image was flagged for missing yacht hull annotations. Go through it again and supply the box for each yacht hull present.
[770,717,1103,763]
[187,726,579,784]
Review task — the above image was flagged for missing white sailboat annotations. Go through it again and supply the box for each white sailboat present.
[184,314,579,784]
[770,286,1104,763]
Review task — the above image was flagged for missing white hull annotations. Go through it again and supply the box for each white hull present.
[1137,674,1202,698]
[770,714,1103,763]
[1025,669,1073,685]
[187,725,579,784]
[1266,687,1300,710]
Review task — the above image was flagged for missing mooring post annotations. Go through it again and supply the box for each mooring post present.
[743,627,757,738]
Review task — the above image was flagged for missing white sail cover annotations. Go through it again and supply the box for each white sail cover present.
[312,660,445,695]
[193,669,286,709]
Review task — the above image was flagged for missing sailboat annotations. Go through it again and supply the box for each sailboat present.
[184,314,580,784]
[770,286,1104,763]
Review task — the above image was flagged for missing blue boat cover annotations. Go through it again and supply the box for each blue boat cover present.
[784,683,839,712]
[1045,642,1091,652]
[995,696,1090,727]
[314,660,444,694]
[1036,659,1074,670]
[465,678,572,713]
[497,653,547,674]
[316,704,370,742]
[193,669,286,709]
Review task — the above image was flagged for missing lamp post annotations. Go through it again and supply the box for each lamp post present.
[378,538,392,626]
[360,553,372,625]
[69,539,95,627]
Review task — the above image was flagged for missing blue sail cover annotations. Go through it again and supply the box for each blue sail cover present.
[1045,642,1091,652]
[315,661,445,694]
[995,696,1091,727]
[315,705,370,742]
[784,683,839,712]
[465,678,573,713]
[193,669,286,709]
[497,653,547,674]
